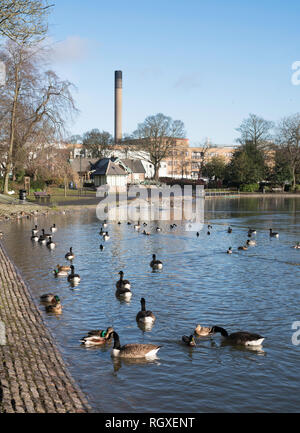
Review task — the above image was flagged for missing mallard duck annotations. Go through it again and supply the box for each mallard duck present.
[103,232,110,241]
[65,247,75,260]
[80,327,114,346]
[293,242,300,249]
[57,264,71,272]
[182,335,196,346]
[136,298,156,324]
[40,294,59,304]
[211,326,264,346]
[68,265,81,284]
[246,239,256,246]
[46,237,56,249]
[238,246,248,251]
[269,228,279,238]
[53,268,68,277]
[111,332,161,359]
[45,297,62,314]
[50,224,57,233]
[194,325,213,336]
[32,225,38,235]
[228,227,232,233]
[227,247,233,254]
[150,254,163,270]
[31,230,39,242]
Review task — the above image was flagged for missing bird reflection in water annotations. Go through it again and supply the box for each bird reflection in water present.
[112,356,160,373]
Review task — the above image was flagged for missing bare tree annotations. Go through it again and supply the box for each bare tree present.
[132,113,186,180]
[82,129,113,158]
[236,114,274,149]
[0,0,53,43]
[0,41,77,194]
[275,114,300,190]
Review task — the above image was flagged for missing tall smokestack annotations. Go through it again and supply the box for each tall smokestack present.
[114,70,122,143]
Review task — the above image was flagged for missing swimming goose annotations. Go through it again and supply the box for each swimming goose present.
[65,247,75,260]
[269,228,279,238]
[103,220,108,228]
[134,221,141,230]
[31,230,39,242]
[111,332,161,359]
[246,239,256,246]
[42,229,51,239]
[248,228,257,235]
[40,294,59,304]
[227,227,232,233]
[32,225,38,235]
[194,325,213,336]
[293,242,300,249]
[46,237,56,249]
[38,231,47,244]
[136,298,156,324]
[68,265,81,284]
[115,271,132,299]
[99,228,104,236]
[150,254,163,270]
[103,232,110,241]
[50,224,57,233]
[156,227,161,232]
[211,326,265,346]
[227,247,233,254]
[182,335,196,346]
[45,297,62,314]
[80,327,114,346]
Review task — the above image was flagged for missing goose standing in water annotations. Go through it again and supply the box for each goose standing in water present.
[65,247,75,261]
[80,327,114,346]
[182,335,196,346]
[211,326,265,346]
[111,332,161,359]
[136,298,156,324]
[31,230,39,242]
[269,228,279,238]
[50,224,57,233]
[68,265,81,284]
[46,237,56,249]
[150,254,163,270]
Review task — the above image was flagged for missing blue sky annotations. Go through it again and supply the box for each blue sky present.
[48,0,300,145]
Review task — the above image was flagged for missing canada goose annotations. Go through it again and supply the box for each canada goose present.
[136,298,156,324]
[111,332,161,359]
[238,245,248,251]
[68,265,81,284]
[50,224,57,233]
[208,224,212,230]
[142,230,150,236]
[170,224,176,229]
[248,228,257,235]
[227,247,233,254]
[103,220,108,228]
[42,229,51,239]
[150,254,163,270]
[211,326,265,346]
[293,242,300,249]
[246,239,256,246]
[38,231,47,244]
[46,237,56,249]
[40,294,59,304]
[196,232,200,237]
[45,298,62,314]
[269,228,279,238]
[194,325,213,336]
[99,228,104,236]
[115,271,132,299]
[65,247,75,260]
[99,244,104,251]
[134,221,141,230]
[156,227,161,232]
[31,230,39,242]
[228,227,232,233]
[182,335,196,346]
[116,271,131,290]
[32,225,38,235]
[143,222,147,227]
[80,327,114,346]
[103,232,110,241]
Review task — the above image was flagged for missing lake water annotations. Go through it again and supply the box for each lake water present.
[2,196,300,413]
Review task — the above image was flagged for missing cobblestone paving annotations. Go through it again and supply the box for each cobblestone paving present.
[0,243,91,413]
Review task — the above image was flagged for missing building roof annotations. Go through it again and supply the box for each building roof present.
[91,158,128,176]
[120,159,146,174]
[70,158,98,173]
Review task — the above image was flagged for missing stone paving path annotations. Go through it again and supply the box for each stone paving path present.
[0,243,91,413]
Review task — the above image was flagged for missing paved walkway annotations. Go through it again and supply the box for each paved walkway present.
[0,243,91,413]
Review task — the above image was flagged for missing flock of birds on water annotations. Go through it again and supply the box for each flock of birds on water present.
[29,219,300,359]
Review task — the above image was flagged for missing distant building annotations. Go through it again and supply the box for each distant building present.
[90,157,128,189]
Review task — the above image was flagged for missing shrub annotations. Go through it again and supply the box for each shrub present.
[240,183,260,192]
